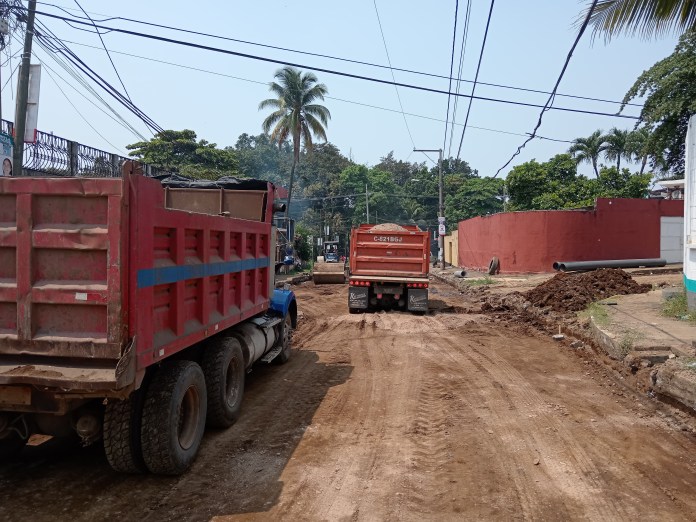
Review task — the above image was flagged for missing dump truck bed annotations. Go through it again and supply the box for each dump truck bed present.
[0,165,275,395]
[349,224,430,279]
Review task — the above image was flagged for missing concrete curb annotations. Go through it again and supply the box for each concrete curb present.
[654,360,696,411]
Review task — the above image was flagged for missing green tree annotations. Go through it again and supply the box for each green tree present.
[259,66,330,218]
[505,159,549,210]
[603,127,630,170]
[126,129,238,179]
[583,0,696,41]
[569,130,607,177]
[445,177,504,226]
[622,31,696,176]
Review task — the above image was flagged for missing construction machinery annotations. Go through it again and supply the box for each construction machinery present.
[312,240,346,284]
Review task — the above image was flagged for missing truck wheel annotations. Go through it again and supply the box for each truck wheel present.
[0,431,27,462]
[201,337,245,429]
[103,390,147,473]
[274,313,293,365]
[141,361,207,475]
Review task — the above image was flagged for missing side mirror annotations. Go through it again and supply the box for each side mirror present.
[273,202,287,213]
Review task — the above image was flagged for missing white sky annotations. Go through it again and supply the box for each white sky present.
[0,0,680,178]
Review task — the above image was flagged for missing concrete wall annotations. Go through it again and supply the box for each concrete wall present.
[457,198,683,273]
[444,233,458,266]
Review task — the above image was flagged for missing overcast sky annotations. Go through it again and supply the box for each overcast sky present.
[0,0,680,179]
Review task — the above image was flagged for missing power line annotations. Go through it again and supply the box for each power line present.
[456,0,495,160]
[448,0,472,159]
[41,35,573,143]
[32,19,164,133]
[31,1,643,109]
[494,0,600,178]
[23,8,641,122]
[372,0,416,149]
[30,36,146,139]
[39,55,124,152]
[72,0,132,103]
[443,0,459,153]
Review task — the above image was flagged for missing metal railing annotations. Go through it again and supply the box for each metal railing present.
[3,119,135,178]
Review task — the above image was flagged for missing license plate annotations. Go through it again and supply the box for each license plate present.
[0,385,31,406]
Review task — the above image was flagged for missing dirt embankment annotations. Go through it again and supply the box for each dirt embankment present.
[524,269,652,313]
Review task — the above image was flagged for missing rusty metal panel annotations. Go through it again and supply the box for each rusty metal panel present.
[0,177,124,360]
[350,225,430,278]
[164,187,266,222]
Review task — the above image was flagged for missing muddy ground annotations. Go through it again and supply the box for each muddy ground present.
[2,281,696,521]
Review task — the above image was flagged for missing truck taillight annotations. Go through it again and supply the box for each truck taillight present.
[351,280,370,287]
[407,283,429,289]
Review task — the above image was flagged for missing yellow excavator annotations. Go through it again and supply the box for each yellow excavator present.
[312,240,346,284]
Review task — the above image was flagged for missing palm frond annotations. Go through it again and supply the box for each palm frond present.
[304,113,328,142]
[304,104,331,125]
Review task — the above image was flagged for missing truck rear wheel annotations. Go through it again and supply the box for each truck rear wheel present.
[201,337,245,428]
[141,361,207,475]
[104,390,147,473]
[274,313,293,365]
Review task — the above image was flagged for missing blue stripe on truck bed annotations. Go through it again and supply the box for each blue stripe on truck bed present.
[137,257,270,288]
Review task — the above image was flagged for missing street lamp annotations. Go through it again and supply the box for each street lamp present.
[413,148,444,270]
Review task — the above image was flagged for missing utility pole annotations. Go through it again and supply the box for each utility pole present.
[365,183,369,224]
[14,0,37,174]
[414,148,445,269]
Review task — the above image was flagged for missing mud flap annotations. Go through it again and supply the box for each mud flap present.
[407,288,428,312]
[349,287,369,310]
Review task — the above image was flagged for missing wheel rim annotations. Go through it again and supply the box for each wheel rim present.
[177,385,200,450]
[224,356,241,408]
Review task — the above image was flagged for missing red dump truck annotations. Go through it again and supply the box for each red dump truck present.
[348,224,430,313]
[0,162,297,475]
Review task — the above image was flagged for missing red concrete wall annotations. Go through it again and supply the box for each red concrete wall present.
[457,198,684,273]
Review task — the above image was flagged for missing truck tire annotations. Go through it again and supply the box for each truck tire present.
[201,337,245,428]
[141,361,207,475]
[0,431,27,462]
[103,390,147,473]
[274,313,293,365]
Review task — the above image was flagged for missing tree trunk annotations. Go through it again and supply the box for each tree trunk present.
[617,156,621,171]
[592,158,599,178]
[640,155,647,175]
[285,158,297,219]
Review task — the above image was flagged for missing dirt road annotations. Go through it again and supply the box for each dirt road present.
[2,281,696,521]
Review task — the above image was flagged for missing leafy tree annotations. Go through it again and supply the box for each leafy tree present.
[596,166,652,197]
[445,177,504,226]
[234,132,290,184]
[568,130,607,177]
[506,159,549,210]
[622,30,696,176]
[583,0,696,41]
[259,67,330,218]
[127,129,238,178]
[603,127,630,170]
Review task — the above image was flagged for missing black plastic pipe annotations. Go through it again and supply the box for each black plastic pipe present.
[553,258,667,272]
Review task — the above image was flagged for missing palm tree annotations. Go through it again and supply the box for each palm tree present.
[625,127,652,174]
[259,67,330,218]
[569,130,607,177]
[583,0,696,41]
[604,127,630,170]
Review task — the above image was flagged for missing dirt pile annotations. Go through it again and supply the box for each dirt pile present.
[524,268,651,313]
[370,223,407,232]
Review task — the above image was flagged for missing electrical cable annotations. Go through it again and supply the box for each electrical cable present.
[494,0,600,178]
[372,0,416,149]
[31,18,160,134]
[22,7,641,120]
[35,25,164,133]
[40,34,575,144]
[33,0,642,108]
[442,0,459,153]
[73,0,132,102]
[448,0,471,159]
[456,0,495,160]
[31,38,146,138]
[38,54,125,152]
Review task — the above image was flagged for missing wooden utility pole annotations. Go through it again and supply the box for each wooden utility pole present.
[14,0,37,173]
